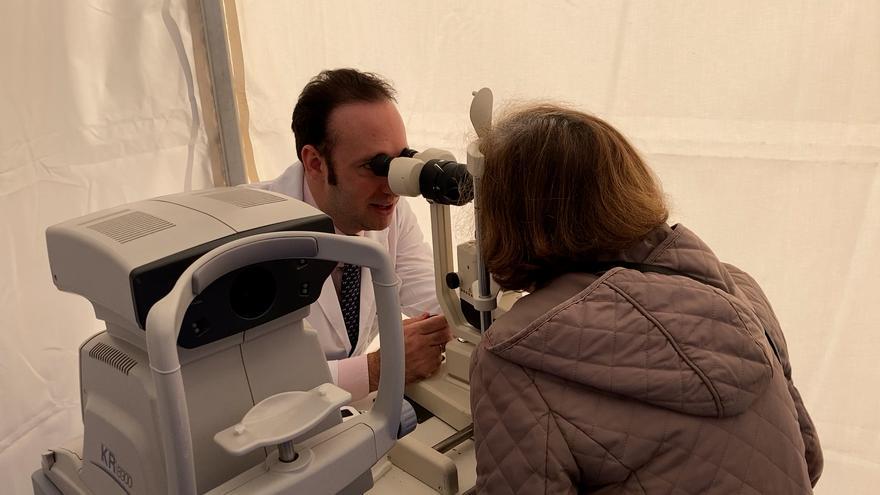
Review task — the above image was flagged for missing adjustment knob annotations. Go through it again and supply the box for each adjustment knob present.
[445,272,461,290]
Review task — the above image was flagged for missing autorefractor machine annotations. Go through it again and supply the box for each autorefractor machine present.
[31,89,502,494]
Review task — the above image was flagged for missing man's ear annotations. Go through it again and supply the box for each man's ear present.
[300,144,325,180]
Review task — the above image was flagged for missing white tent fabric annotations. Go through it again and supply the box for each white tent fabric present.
[237,1,879,493]
[1,0,877,494]
[0,1,214,494]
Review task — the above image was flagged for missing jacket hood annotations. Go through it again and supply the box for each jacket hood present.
[485,224,775,418]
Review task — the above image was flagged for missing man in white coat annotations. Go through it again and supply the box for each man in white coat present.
[255,68,451,401]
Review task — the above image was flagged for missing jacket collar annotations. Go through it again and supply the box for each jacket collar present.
[602,223,738,294]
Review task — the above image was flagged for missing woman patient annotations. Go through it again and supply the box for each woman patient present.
[470,104,822,494]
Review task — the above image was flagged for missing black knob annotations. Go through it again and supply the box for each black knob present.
[446,272,461,289]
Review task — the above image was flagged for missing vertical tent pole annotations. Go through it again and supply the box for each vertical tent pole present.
[198,0,256,186]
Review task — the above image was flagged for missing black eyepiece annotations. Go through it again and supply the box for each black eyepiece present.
[419,160,474,206]
[368,148,419,177]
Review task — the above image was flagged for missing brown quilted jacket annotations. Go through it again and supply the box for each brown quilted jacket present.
[470,224,822,494]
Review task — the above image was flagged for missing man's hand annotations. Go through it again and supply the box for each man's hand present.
[367,313,451,392]
[403,313,451,385]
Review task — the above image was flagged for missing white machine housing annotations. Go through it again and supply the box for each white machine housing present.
[33,187,413,494]
[46,187,334,343]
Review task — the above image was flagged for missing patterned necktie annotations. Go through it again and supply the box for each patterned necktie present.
[339,263,361,354]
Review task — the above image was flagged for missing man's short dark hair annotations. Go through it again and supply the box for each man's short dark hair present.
[291,68,397,164]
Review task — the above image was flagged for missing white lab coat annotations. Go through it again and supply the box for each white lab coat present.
[252,163,439,396]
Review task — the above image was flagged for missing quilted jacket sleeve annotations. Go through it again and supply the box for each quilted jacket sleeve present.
[471,343,584,494]
[725,264,824,486]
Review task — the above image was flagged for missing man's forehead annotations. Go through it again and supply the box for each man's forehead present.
[326,100,405,157]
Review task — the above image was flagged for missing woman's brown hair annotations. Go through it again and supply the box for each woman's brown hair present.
[478,104,668,290]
